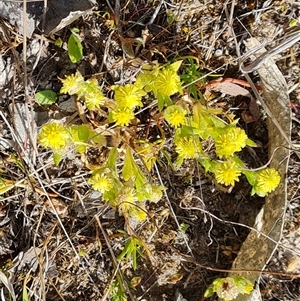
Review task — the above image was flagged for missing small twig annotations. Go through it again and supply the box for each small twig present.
[148,0,164,26]
[240,31,300,73]
[94,215,136,301]
[154,162,195,258]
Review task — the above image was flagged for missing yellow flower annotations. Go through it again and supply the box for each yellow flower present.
[164,105,187,128]
[175,136,202,159]
[114,84,146,109]
[80,78,105,110]
[253,168,280,197]
[88,173,114,193]
[116,188,147,220]
[233,128,248,148]
[60,72,85,95]
[38,122,69,150]
[214,161,241,186]
[154,68,182,96]
[111,106,135,126]
[215,127,248,158]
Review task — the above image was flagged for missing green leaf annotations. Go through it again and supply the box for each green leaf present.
[130,276,141,287]
[204,285,215,298]
[106,147,118,171]
[122,148,135,181]
[166,10,176,24]
[35,90,57,105]
[22,286,29,301]
[0,181,14,195]
[68,29,83,63]
[157,93,172,111]
[242,170,257,186]
[246,138,257,147]
[53,152,63,166]
[199,158,212,173]
[169,60,182,72]
[135,167,147,189]
[54,37,63,47]
[77,125,90,141]
[233,276,254,294]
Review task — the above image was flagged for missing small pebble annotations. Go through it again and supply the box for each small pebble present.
[214,49,223,57]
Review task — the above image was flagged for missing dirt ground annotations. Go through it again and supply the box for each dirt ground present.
[0,0,300,300]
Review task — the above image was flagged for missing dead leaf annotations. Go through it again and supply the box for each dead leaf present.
[211,81,251,97]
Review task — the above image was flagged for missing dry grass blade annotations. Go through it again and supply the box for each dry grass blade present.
[0,271,16,301]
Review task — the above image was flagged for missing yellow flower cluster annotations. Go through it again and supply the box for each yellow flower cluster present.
[88,173,114,194]
[175,136,202,159]
[38,121,69,150]
[164,105,187,128]
[79,78,105,110]
[114,84,145,109]
[60,72,84,95]
[215,127,248,158]
[252,168,281,197]
[60,72,105,110]
[117,187,147,221]
[214,161,241,186]
[111,107,135,126]
[110,84,146,126]
[154,68,182,97]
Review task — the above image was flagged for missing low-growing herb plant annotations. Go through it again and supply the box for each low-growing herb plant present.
[37,59,281,223]
[204,276,254,301]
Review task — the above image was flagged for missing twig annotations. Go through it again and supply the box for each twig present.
[154,162,195,258]
[240,31,300,73]
[94,215,136,301]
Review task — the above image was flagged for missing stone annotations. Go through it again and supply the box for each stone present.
[0,0,95,37]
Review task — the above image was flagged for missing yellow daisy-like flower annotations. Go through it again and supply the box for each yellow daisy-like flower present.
[164,105,187,128]
[253,168,280,197]
[38,122,69,150]
[117,187,137,210]
[60,72,85,95]
[80,78,105,110]
[111,106,135,126]
[214,161,241,186]
[175,136,202,159]
[116,188,147,220]
[154,68,182,96]
[233,128,248,148]
[88,173,114,193]
[114,84,146,109]
[215,127,248,158]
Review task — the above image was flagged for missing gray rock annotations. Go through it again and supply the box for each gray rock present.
[0,1,44,37]
[0,0,95,37]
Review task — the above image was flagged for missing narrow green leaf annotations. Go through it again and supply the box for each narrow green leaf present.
[122,148,135,181]
[35,90,57,105]
[77,125,90,141]
[107,148,118,171]
[242,170,257,186]
[68,30,83,63]
[53,153,63,166]
[134,167,147,189]
[169,60,182,72]
[203,285,214,298]
[54,37,63,47]
[22,286,29,301]
[246,138,257,147]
